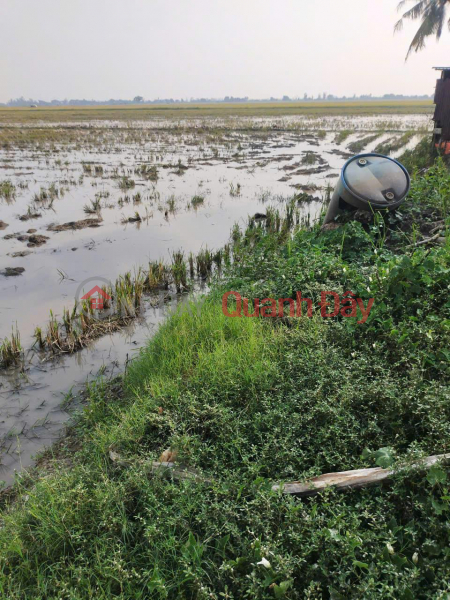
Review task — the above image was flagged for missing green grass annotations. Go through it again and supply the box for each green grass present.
[374,131,417,156]
[334,129,353,144]
[0,156,449,598]
[0,100,434,124]
[399,136,437,172]
[347,132,383,154]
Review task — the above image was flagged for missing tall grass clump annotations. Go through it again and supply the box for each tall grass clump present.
[146,261,169,290]
[0,180,16,201]
[0,325,22,366]
[196,247,213,278]
[170,251,188,293]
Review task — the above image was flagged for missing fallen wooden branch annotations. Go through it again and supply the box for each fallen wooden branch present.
[429,221,445,235]
[109,449,450,498]
[408,232,441,248]
[272,453,450,497]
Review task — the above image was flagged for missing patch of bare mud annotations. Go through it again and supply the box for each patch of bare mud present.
[4,232,49,247]
[1,267,25,277]
[48,218,103,232]
[19,211,42,221]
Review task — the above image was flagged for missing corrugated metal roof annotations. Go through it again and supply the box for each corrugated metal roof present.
[433,67,450,71]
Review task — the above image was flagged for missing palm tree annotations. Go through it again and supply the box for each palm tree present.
[395,0,450,58]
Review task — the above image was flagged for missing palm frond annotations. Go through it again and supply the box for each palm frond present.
[395,0,449,59]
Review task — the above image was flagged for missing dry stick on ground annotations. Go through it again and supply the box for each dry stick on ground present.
[272,453,450,497]
[109,450,450,497]
[407,232,441,248]
[430,221,445,235]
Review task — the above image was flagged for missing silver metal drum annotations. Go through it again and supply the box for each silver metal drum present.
[324,154,410,224]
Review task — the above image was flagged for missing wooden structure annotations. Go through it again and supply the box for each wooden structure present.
[433,67,450,154]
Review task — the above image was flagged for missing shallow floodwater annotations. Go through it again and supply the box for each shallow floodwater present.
[0,114,430,485]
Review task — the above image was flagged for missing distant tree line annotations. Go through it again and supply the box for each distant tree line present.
[1,93,433,107]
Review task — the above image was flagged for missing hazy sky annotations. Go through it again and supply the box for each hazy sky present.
[1,0,449,102]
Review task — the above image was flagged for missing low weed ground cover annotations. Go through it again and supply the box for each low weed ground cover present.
[0,158,449,599]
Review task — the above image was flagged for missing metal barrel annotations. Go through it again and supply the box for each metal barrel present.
[324,153,410,224]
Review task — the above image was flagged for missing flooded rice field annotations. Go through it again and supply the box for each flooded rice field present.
[0,113,431,485]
